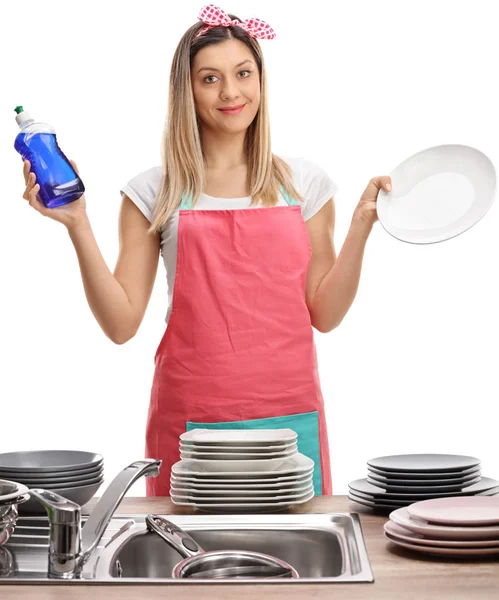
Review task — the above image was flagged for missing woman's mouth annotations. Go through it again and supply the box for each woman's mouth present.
[218,104,246,115]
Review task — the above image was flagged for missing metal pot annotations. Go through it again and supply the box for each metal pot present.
[0,496,30,546]
[0,480,31,547]
[146,514,299,580]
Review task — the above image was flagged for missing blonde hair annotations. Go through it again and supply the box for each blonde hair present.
[147,12,303,235]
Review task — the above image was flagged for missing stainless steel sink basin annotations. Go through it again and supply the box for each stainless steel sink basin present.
[1,513,374,584]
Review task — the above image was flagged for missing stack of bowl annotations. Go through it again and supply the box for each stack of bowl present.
[0,480,30,546]
[0,450,104,514]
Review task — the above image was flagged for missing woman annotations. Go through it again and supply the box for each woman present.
[21,4,392,497]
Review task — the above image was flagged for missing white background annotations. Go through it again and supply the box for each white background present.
[0,0,497,498]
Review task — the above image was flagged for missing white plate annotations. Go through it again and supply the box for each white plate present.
[171,486,313,503]
[170,470,313,487]
[376,144,496,244]
[180,442,297,452]
[180,429,298,445]
[170,483,314,500]
[171,488,315,509]
[180,447,298,460]
[170,466,315,482]
[170,479,313,496]
[171,453,313,477]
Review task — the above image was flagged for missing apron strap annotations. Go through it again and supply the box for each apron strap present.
[279,184,299,206]
[180,192,193,210]
[180,185,298,209]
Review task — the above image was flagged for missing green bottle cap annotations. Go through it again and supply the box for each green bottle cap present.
[14,106,24,114]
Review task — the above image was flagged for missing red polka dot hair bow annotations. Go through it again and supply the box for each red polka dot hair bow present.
[194,4,276,40]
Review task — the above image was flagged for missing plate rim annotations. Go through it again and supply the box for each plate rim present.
[376,143,497,245]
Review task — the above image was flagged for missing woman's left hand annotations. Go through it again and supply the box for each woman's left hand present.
[353,176,392,228]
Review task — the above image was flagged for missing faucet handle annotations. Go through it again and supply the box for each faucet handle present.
[29,489,82,579]
[29,489,81,523]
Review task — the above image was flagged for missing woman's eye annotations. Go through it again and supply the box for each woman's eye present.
[204,70,252,84]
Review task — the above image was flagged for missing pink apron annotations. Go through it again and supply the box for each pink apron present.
[145,185,333,496]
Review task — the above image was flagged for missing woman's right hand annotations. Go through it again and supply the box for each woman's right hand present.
[22,158,89,232]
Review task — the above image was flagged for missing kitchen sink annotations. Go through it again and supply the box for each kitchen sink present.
[1,513,374,584]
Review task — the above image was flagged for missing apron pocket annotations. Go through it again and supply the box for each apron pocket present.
[186,410,322,496]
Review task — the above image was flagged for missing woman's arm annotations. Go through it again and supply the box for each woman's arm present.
[305,176,391,333]
[68,195,160,344]
[305,200,371,333]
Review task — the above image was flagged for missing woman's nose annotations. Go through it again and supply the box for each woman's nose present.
[220,79,241,99]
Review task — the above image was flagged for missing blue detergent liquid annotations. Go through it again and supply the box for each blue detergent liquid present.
[14,130,85,209]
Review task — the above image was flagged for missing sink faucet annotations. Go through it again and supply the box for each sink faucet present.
[29,458,161,579]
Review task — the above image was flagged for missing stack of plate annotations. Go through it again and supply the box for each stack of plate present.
[171,429,315,513]
[385,496,499,557]
[348,454,499,512]
[0,450,104,514]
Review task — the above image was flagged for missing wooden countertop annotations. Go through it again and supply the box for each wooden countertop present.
[1,495,498,599]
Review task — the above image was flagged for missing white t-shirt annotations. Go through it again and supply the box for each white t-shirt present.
[119,156,339,325]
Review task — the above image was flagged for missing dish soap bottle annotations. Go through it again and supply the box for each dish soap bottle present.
[14,106,85,208]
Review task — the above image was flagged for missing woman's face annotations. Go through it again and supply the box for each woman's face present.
[191,38,260,134]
